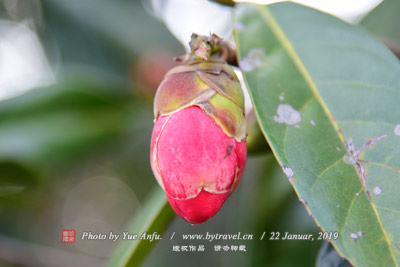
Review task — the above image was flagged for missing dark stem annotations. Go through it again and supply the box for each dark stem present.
[208,0,235,7]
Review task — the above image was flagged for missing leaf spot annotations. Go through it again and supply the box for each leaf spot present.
[394,124,400,136]
[239,48,267,72]
[357,231,365,237]
[273,104,301,125]
[234,21,246,31]
[350,232,358,242]
[342,155,356,165]
[356,193,360,197]
[373,186,382,195]
[343,135,388,200]
[310,120,316,126]
[282,166,294,178]
[299,198,308,205]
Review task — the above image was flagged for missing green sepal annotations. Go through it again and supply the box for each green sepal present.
[203,94,246,141]
[154,61,246,141]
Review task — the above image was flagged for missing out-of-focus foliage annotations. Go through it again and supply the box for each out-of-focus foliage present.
[0,0,181,265]
[0,0,397,266]
[317,241,351,267]
[108,188,174,267]
[362,0,400,44]
[361,0,400,58]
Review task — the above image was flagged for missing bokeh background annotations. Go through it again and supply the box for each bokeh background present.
[0,0,398,266]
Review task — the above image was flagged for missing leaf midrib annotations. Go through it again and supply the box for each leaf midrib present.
[255,4,397,266]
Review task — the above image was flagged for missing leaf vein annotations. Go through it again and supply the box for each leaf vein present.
[340,188,363,233]
[310,158,342,192]
[299,96,315,112]
[337,120,395,127]
[367,161,400,174]
[376,206,400,215]
[316,80,399,93]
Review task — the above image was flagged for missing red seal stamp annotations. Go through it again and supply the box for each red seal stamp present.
[62,229,76,243]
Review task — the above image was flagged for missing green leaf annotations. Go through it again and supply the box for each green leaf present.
[0,162,36,199]
[0,185,24,197]
[362,0,400,44]
[0,74,135,167]
[42,0,178,60]
[107,187,175,267]
[317,241,351,267]
[235,3,400,266]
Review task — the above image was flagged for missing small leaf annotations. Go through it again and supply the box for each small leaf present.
[235,3,400,266]
[317,241,351,267]
[0,162,37,201]
[0,185,25,196]
[107,187,174,267]
[362,0,400,44]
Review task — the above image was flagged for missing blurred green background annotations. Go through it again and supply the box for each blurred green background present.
[0,0,397,266]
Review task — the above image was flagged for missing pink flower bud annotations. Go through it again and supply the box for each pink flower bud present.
[150,36,246,224]
[151,106,246,224]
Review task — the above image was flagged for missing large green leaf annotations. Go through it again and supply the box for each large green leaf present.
[235,3,400,266]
